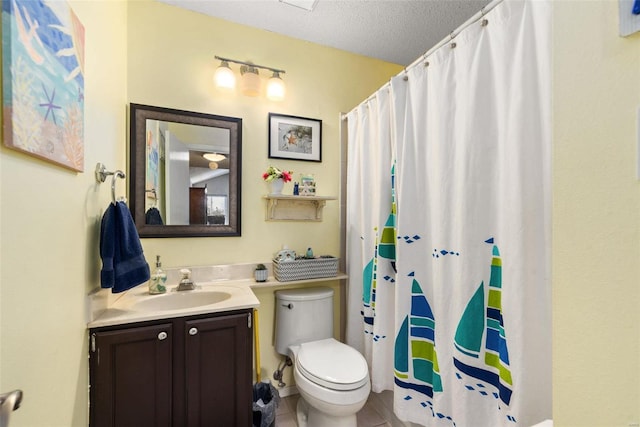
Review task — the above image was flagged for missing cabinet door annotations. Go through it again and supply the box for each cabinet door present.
[90,323,172,427]
[184,312,252,427]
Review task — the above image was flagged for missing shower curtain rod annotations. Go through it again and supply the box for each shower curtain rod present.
[342,0,505,120]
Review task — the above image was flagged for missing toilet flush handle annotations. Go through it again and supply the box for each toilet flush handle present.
[281,303,294,309]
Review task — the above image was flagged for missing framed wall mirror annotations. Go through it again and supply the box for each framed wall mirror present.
[129,103,242,237]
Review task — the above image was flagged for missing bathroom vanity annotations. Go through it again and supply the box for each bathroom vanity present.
[89,309,253,427]
[87,263,347,427]
[87,274,261,427]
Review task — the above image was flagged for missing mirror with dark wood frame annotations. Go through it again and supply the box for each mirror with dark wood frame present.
[129,103,242,237]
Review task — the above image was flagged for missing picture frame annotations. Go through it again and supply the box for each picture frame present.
[269,113,322,162]
[2,0,85,172]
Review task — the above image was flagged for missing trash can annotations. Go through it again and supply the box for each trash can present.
[252,381,280,427]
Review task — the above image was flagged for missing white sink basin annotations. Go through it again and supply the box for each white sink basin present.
[89,280,261,328]
[132,290,232,312]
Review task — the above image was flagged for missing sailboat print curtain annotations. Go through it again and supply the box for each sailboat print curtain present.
[346,1,551,426]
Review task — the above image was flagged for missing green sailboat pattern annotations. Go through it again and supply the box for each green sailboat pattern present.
[362,165,397,336]
[394,275,442,396]
[394,274,455,424]
[453,238,516,422]
[379,164,397,270]
[362,241,378,329]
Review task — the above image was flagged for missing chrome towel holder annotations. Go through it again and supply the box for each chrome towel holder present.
[0,389,23,427]
[95,163,126,205]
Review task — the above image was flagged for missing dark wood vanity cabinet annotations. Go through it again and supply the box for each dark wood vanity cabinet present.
[89,310,253,427]
[182,314,253,426]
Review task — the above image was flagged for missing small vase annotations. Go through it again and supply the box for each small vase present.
[270,178,284,195]
[254,269,268,282]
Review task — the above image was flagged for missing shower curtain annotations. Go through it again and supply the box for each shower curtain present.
[345,1,551,426]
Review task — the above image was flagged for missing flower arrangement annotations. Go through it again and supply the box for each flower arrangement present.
[262,166,293,183]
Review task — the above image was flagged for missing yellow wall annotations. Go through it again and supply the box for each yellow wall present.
[0,1,128,425]
[126,0,400,270]
[552,1,640,425]
[2,0,639,425]
[126,0,402,394]
[0,2,399,426]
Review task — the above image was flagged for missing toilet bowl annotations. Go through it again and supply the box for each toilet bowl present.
[274,287,371,427]
[290,338,370,427]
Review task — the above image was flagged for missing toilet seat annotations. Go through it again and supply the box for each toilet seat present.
[297,338,369,391]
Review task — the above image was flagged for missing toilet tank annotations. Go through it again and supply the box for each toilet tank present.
[274,287,334,356]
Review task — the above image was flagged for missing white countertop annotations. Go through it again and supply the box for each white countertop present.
[87,271,347,329]
[88,279,260,328]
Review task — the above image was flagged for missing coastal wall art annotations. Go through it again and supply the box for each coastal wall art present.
[2,0,85,172]
[268,113,322,162]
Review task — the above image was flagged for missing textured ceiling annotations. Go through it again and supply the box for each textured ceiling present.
[156,0,492,66]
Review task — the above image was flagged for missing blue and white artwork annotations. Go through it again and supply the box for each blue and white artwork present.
[2,0,85,171]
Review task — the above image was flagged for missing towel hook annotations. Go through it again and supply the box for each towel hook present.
[95,163,126,205]
[110,170,126,205]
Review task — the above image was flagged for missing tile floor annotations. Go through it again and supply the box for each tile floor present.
[276,390,410,427]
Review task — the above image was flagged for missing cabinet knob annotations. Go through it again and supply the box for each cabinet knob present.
[189,327,198,336]
[158,332,168,341]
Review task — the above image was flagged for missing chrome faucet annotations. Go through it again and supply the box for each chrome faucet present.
[176,269,196,291]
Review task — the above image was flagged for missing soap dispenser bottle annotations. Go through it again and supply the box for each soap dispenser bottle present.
[149,255,167,294]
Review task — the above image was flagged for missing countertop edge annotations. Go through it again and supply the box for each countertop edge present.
[88,301,260,329]
[87,273,347,329]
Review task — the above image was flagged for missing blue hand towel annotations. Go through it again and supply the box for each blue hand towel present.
[145,207,164,225]
[100,201,150,293]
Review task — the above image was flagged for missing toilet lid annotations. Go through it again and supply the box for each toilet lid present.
[297,338,369,391]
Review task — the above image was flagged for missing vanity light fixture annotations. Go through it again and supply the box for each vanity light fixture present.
[203,152,226,162]
[214,55,286,101]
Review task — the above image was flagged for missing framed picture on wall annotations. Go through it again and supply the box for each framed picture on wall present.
[268,113,322,162]
[2,0,85,172]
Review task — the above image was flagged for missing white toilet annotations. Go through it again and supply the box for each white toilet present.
[275,287,371,427]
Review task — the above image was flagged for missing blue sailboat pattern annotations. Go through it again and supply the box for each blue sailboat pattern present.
[362,164,397,330]
[394,275,456,424]
[453,239,515,411]
[394,276,442,397]
[362,253,377,328]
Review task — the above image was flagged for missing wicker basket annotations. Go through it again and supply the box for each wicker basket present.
[272,256,339,282]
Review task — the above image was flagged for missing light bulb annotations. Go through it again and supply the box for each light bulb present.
[241,66,260,97]
[214,61,236,91]
[267,72,286,101]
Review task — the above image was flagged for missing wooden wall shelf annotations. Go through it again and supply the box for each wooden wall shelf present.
[263,195,337,221]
